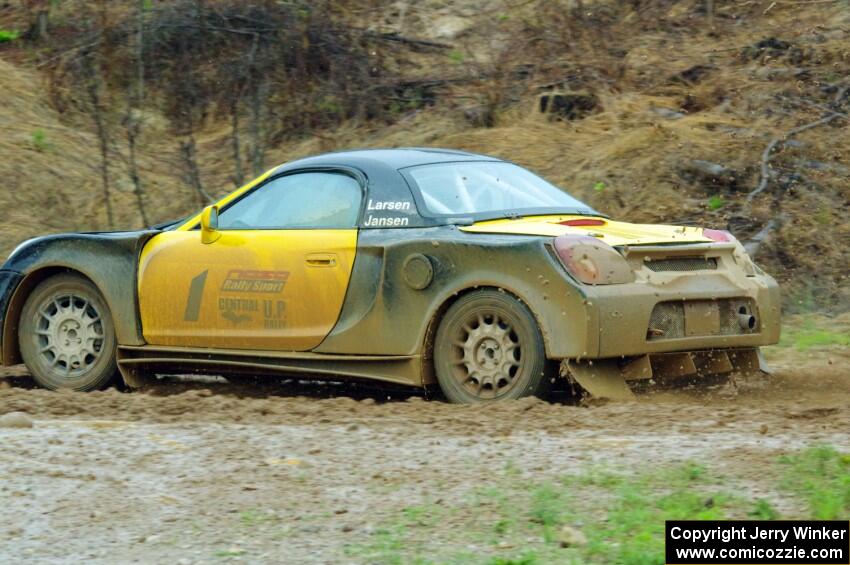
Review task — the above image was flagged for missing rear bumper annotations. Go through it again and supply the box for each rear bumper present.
[581,270,780,358]
[0,269,24,365]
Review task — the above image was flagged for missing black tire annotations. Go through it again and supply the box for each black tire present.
[19,274,118,391]
[433,289,550,403]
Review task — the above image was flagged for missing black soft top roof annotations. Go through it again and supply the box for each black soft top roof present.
[273,147,502,177]
[268,147,599,228]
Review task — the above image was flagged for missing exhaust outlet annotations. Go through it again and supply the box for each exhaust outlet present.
[737,313,756,330]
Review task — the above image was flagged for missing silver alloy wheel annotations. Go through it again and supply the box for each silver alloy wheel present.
[35,294,105,379]
[450,310,522,399]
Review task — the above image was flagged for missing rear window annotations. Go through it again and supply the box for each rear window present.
[405,161,594,217]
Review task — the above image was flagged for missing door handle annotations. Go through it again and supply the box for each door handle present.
[306,253,338,267]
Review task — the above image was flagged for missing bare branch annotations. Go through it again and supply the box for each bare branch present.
[832,82,850,106]
[362,31,452,51]
[746,112,844,203]
[126,0,149,227]
[78,50,114,230]
[743,217,784,257]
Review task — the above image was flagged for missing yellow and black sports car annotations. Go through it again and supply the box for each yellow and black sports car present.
[0,149,780,402]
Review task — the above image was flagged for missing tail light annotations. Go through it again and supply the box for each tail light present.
[703,228,759,275]
[553,235,634,285]
[558,218,606,227]
[702,228,735,243]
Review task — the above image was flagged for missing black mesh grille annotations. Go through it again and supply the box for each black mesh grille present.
[648,302,685,340]
[647,298,759,341]
[645,257,718,272]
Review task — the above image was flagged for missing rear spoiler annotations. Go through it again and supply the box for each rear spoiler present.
[617,242,735,257]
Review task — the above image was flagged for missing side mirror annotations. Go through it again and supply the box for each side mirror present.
[200,205,220,244]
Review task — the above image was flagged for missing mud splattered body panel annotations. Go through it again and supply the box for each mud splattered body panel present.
[0,149,781,390]
[0,232,156,365]
[315,228,779,371]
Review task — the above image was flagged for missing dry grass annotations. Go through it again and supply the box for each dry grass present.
[0,0,847,308]
[0,58,99,237]
[0,58,193,251]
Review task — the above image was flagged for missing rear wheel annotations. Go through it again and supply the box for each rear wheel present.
[19,274,118,391]
[433,290,550,403]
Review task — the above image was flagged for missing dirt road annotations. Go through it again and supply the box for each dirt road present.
[0,349,847,564]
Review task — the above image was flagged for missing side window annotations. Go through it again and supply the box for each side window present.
[218,172,362,229]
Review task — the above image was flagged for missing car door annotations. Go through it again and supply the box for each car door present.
[137,170,362,351]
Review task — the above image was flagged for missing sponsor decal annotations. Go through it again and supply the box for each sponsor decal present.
[363,215,410,227]
[366,199,412,211]
[364,199,413,227]
[217,297,286,328]
[221,310,252,325]
[221,270,289,293]
[183,270,208,322]
[186,269,288,328]
[262,300,287,329]
[219,297,257,325]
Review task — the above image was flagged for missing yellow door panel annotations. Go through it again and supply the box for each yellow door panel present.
[138,229,357,351]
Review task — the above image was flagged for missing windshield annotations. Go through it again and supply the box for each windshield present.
[404,161,596,218]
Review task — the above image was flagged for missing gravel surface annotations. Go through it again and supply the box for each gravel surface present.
[0,351,847,564]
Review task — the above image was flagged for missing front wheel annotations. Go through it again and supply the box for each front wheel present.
[433,290,550,403]
[19,274,118,391]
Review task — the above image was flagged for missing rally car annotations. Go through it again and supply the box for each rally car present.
[0,148,780,402]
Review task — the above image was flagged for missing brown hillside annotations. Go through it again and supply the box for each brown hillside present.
[0,0,847,310]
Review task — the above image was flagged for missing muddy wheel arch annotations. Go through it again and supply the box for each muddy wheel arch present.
[1,233,155,365]
[419,284,553,386]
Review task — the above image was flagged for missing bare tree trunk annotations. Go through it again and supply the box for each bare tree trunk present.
[171,22,213,208]
[248,80,266,177]
[125,0,149,226]
[229,97,245,187]
[180,134,212,206]
[246,33,267,177]
[32,10,49,40]
[136,0,144,105]
[25,0,51,41]
[125,118,148,225]
[81,55,114,230]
